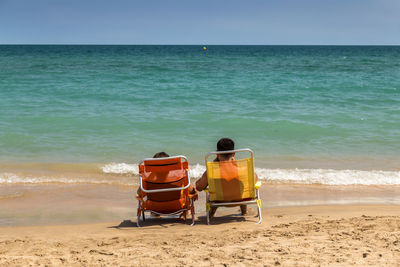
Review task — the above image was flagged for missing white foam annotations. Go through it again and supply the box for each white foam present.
[100,162,206,178]
[0,172,135,186]
[3,164,400,186]
[256,168,400,185]
[188,164,206,178]
[0,173,22,184]
[100,162,400,185]
[101,163,139,175]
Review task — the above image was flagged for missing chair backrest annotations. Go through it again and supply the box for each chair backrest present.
[139,156,189,202]
[206,149,256,202]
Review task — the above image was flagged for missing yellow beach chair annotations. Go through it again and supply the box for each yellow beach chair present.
[204,149,262,224]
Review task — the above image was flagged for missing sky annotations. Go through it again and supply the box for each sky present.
[0,0,399,45]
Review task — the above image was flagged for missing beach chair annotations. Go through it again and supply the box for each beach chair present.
[204,149,262,225]
[136,155,196,227]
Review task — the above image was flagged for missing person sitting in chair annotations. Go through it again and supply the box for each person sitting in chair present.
[137,151,197,201]
[196,138,258,217]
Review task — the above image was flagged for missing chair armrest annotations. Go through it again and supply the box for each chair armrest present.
[255,181,262,189]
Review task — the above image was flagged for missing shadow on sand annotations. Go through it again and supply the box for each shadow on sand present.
[109,213,258,229]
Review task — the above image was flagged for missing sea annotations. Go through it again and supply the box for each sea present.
[1,45,400,186]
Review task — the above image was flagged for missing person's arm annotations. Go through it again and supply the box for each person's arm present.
[188,184,198,200]
[195,171,208,191]
[188,184,195,193]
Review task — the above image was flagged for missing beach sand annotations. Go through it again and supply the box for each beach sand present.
[1,178,400,266]
[0,204,400,266]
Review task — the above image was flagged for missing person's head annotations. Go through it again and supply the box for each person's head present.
[153,151,169,158]
[216,137,235,161]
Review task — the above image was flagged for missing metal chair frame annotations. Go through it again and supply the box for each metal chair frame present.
[137,155,195,227]
[204,149,262,225]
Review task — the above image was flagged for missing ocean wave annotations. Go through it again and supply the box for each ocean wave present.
[1,164,399,186]
[0,172,135,186]
[256,168,400,185]
[101,163,139,175]
[188,164,206,179]
[99,162,400,186]
[100,162,207,178]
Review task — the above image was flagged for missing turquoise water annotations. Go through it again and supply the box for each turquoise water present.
[1,45,399,166]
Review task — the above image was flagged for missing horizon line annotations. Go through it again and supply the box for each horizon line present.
[1,43,400,46]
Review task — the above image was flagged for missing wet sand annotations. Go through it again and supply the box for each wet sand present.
[1,183,400,226]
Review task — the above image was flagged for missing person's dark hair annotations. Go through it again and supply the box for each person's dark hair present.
[216,138,235,160]
[153,152,170,158]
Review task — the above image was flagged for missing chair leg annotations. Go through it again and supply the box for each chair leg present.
[256,189,262,224]
[256,200,262,224]
[206,204,212,225]
[190,200,195,226]
[206,192,210,225]
[137,201,142,227]
[142,211,146,222]
[190,209,195,226]
[137,214,141,227]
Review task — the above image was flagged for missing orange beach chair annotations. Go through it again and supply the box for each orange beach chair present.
[136,155,196,227]
[204,149,262,225]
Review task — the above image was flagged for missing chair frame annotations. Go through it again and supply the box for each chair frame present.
[137,155,195,227]
[204,149,262,225]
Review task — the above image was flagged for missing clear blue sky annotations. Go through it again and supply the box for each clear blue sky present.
[0,0,399,45]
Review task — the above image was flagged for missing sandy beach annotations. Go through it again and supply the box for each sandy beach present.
[1,163,400,266]
[0,204,399,266]
[1,177,400,266]
[1,158,400,267]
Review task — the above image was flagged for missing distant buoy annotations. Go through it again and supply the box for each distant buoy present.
[203,46,207,51]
